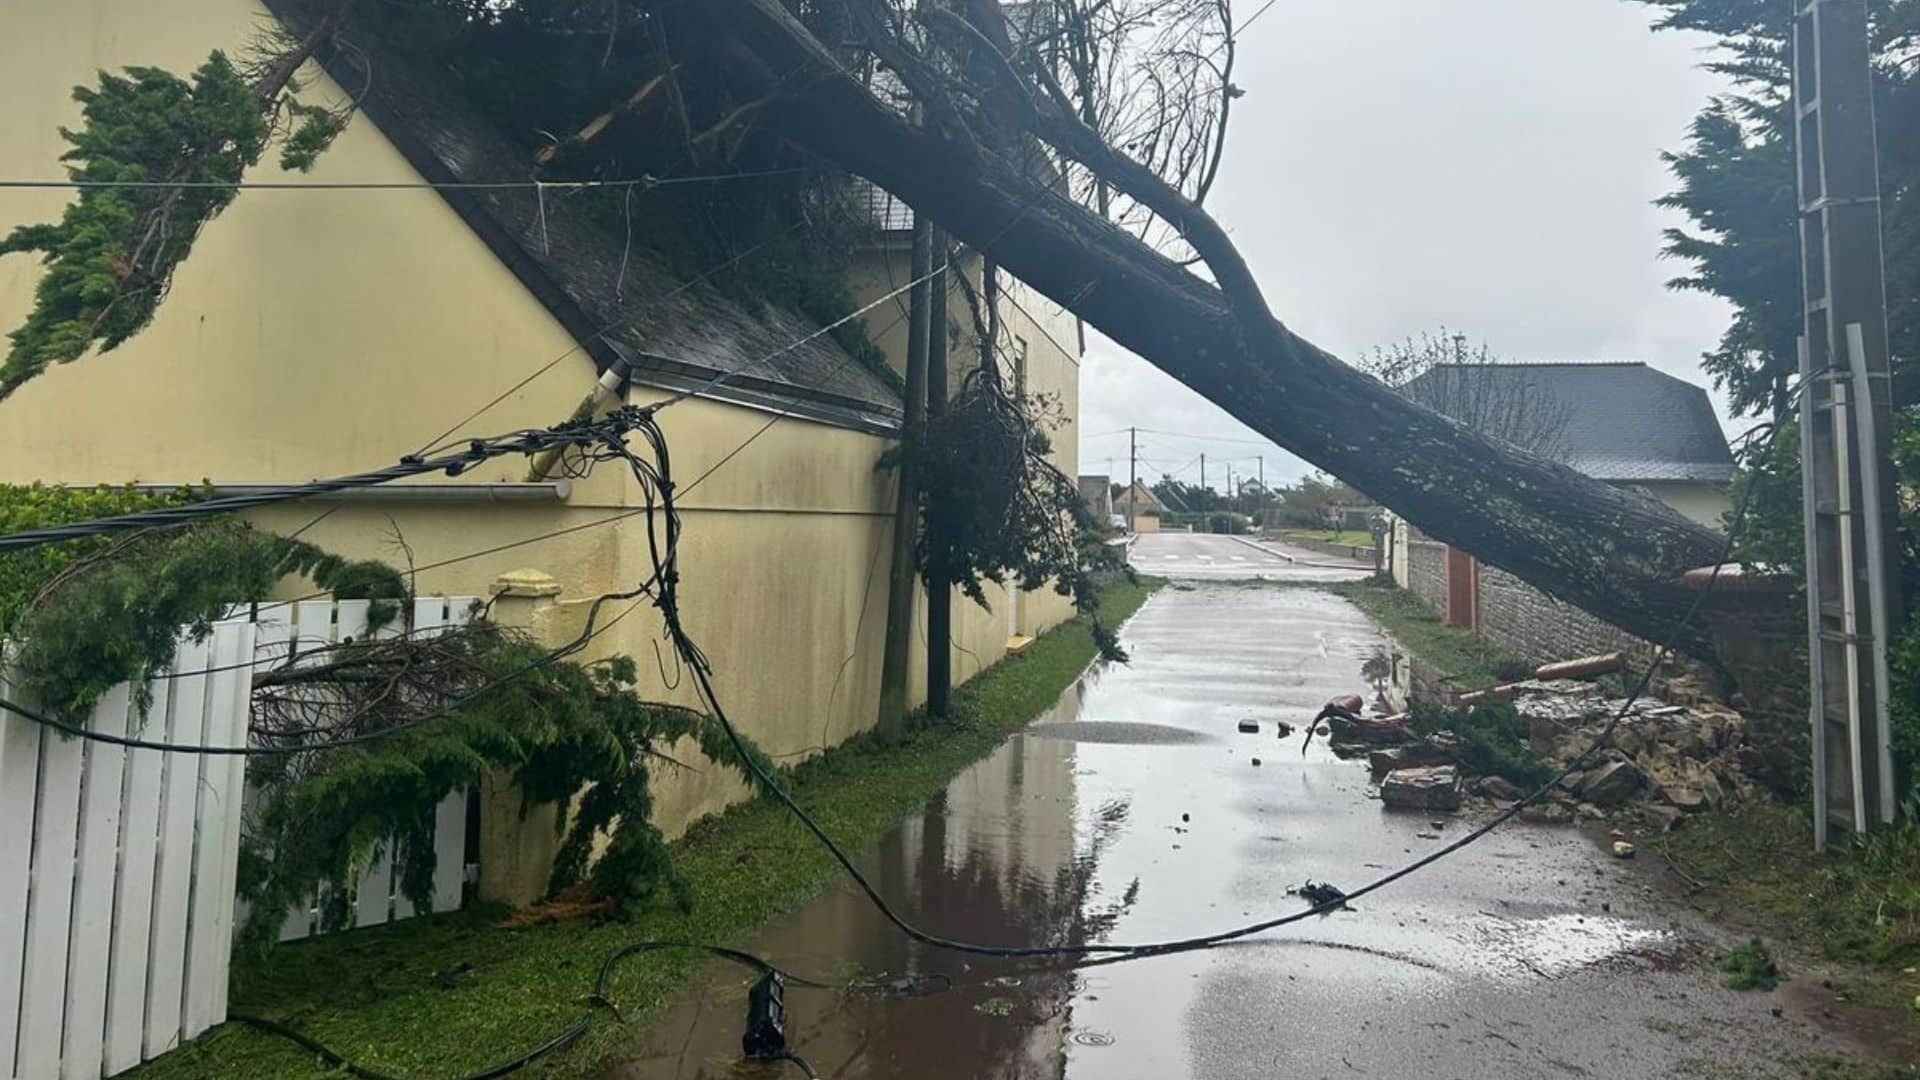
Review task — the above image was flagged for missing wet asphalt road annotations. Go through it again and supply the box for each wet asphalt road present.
[614,538,1886,1079]
[1124,531,1373,582]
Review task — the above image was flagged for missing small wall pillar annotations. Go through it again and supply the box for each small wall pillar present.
[477,569,563,908]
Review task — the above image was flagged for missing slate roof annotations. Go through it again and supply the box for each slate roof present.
[1401,362,1735,484]
[266,0,903,434]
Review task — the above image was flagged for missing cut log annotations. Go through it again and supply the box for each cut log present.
[1456,683,1524,705]
[1533,653,1624,681]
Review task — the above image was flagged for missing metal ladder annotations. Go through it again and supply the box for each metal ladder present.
[1793,0,1901,846]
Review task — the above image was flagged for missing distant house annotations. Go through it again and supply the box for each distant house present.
[1079,474,1113,521]
[1401,361,1735,525]
[1386,362,1734,664]
[1116,480,1169,532]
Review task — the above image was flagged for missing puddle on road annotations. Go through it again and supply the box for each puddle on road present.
[1024,720,1217,745]
[613,672,1113,1080]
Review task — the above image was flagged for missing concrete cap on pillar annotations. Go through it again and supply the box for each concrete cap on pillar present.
[490,568,562,599]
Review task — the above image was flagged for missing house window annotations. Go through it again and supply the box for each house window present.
[1014,336,1029,395]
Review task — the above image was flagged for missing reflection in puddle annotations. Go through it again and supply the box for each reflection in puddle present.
[613,671,1110,1080]
[1025,720,1217,745]
[1364,641,1451,715]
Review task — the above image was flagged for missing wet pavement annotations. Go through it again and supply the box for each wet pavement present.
[1124,531,1372,582]
[615,575,1887,1079]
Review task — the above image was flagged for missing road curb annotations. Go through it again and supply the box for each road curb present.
[1226,533,1374,572]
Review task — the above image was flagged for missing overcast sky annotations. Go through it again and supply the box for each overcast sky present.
[1075,0,1737,491]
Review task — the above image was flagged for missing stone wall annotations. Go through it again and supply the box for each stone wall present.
[1403,526,1449,615]
[1391,519,1649,667]
[1472,564,1649,666]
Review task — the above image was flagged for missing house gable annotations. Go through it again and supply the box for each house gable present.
[0,0,603,490]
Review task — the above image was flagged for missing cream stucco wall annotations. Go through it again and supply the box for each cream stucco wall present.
[0,0,1085,840]
[1634,480,1731,529]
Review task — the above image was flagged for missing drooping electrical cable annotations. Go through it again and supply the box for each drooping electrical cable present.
[0,168,805,192]
[0,416,633,552]
[0,411,669,755]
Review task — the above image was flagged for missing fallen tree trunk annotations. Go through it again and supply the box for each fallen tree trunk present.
[712,0,1735,660]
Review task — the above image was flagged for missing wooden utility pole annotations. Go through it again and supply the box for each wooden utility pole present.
[926,233,952,718]
[981,258,1001,388]
[1794,0,1901,846]
[878,210,934,738]
[1127,427,1138,531]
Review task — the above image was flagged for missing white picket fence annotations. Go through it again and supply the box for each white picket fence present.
[0,596,483,1080]
[0,617,255,1080]
[254,597,478,941]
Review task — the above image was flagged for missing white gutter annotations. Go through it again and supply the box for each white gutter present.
[130,482,571,503]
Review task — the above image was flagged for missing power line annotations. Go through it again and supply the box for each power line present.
[1233,0,1284,40]
[0,377,1765,1024]
[682,453,1760,963]
[0,416,667,757]
[0,417,637,552]
[1084,426,1275,447]
[0,168,805,193]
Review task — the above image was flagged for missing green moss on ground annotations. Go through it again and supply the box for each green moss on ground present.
[1718,937,1782,991]
[1325,576,1529,692]
[133,578,1161,1079]
[1804,1060,1920,1079]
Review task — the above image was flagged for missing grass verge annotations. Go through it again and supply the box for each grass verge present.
[1325,576,1528,692]
[133,577,1162,1079]
[1661,801,1920,977]
[1282,528,1376,550]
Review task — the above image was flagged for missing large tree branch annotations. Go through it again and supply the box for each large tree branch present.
[713,0,1737,661]
[919,5,1280,362]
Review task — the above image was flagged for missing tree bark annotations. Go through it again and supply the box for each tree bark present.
[714,0,1735,661]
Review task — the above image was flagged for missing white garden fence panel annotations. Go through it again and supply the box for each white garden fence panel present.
[0,617,254,1080]
[1,595,484,1078]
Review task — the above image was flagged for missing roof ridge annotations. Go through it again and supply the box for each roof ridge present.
[1426,360,1647,368]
